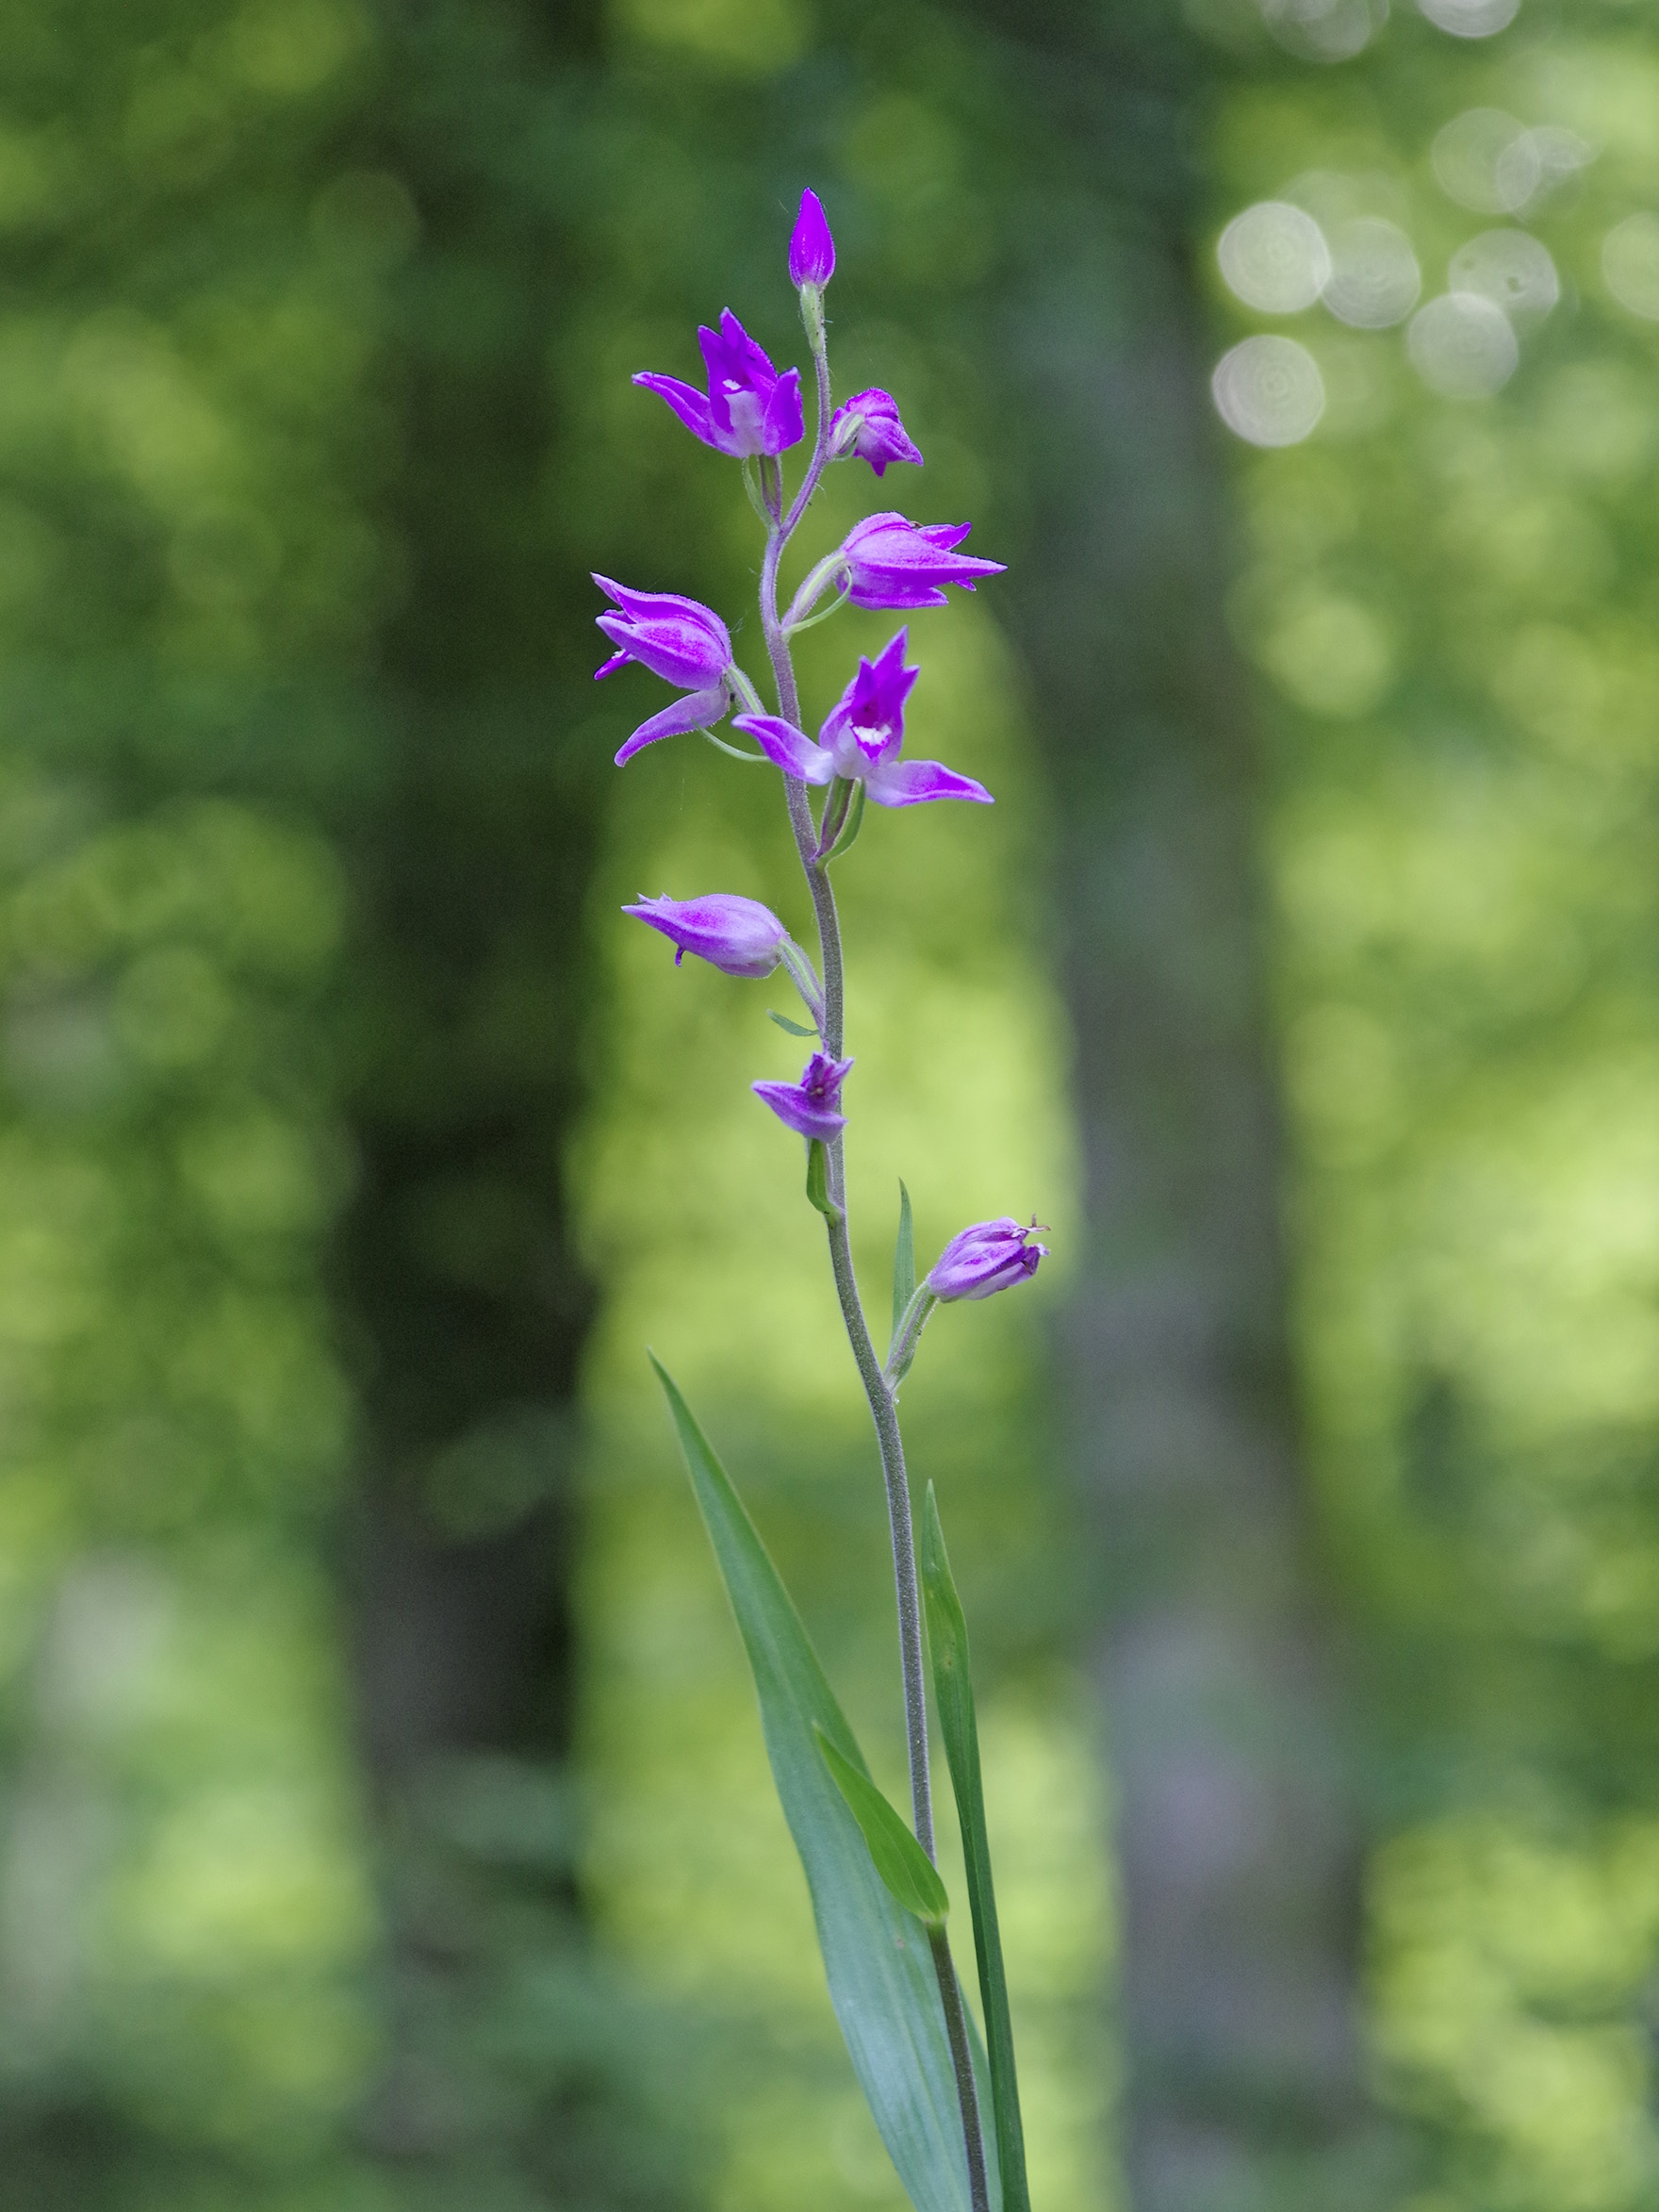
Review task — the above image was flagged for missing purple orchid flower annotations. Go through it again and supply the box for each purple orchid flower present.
[927,1217,1048,1300]
[633,309,805,459]
[839,512,1004,610]
[623,894,789,980]
[731,630,993,808]
[829,389,923,478]
[789,190,835,288]
[592,575,733,766]
[753,1050,853,1141]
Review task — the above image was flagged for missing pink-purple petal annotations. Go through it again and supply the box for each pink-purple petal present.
[764,367,805,454]
[731,714,836,784]
[750,1080,846,1141]
[632,371,717,448]
[865,757,994,807]
[615,684,728,766]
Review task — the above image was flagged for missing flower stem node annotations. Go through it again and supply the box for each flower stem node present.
[814,775,868,863]
[805,1138,844,1225]
[885,1285,939,1387]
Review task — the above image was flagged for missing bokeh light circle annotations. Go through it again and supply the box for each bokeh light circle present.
[1433,109,1530,215]
[1218,203,1332,314]
[1496,125,1593,215]
[1449,230,1559,326]
[1602,214,1659,321]
[1407,291,1519,398]
[1259,0,1388,63]
[1417,0,1519,36]
[1212,337,1326,446]
[1323,218,1421,327]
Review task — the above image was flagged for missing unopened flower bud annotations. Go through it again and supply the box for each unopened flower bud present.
[623,893,789,980]
[788,189,835,288]
[926,1217,1047,1301]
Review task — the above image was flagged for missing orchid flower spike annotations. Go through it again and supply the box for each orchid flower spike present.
[731,630,993,809]
[753,1051,853,1141]
[623,894,790,980]
[789,190,835,289]
[839,512,1004,610]
[927,1217,1049,1301]
[593,576,733,765]
[634,309,805,458]
[829,389,923,478]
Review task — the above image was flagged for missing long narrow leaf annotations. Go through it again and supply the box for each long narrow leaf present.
[920,1483,1032,2212]
[652,1356,985,2212]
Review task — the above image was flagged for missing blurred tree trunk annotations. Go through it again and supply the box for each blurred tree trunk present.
[325,8,695,2199]
[981,9,1379,2204]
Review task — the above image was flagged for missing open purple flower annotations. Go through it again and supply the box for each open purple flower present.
[731,630,993,808]
[927,1217,1048,1301]
[753,1050,853,1141]
[789,190,835,288]
[633,309,805,459]
[593,576,733,765]
[829,389,923,478]
[623,894,789,980]
[839,512,1003,610]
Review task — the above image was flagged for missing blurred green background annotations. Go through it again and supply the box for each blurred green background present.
[3,1,1658,2209]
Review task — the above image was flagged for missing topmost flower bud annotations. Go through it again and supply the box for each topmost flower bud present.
[788,189,835,289]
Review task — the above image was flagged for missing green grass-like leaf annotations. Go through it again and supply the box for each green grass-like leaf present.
[651,1356,991,2212]
[921,1483,1031,2212]
[893,1180,916,1345]
[816,1724,950,1929]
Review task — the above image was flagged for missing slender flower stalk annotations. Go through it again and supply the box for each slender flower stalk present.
[603,190,1046,2212]
[751,284,998,2212]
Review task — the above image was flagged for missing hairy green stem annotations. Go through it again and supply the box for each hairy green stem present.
[760,331,935,1841]
[824,1207,933,1857]
[929,1927,992,2212]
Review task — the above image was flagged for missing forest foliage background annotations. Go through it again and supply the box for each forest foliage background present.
[2,1,1659,2209]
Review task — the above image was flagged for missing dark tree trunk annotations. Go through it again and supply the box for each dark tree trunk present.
[976,9,1381,2204]
[322,8,696,2199]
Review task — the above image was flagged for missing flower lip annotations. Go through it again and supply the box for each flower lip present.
[622,893,789,980]
[789,189,835,288]
[926,1216,1049,1301]
[752,1049,854,1141]
[633,309,805,459]
[820,629,919,777]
